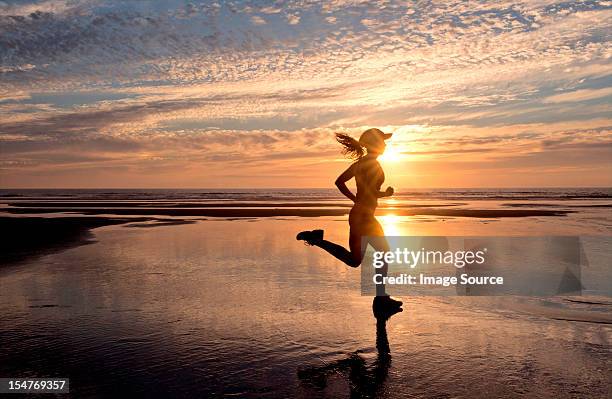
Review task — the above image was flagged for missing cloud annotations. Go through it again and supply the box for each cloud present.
[2,0,609,95]
[287,14,300,25]
[542,87,612,103]
[250,15,266,25]
[402,148,497,155]
[259,6,281,14]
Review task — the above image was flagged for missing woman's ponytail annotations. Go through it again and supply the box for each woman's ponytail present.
[335,133,365,159]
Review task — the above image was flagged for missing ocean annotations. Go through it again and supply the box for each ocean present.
[1,187,611,201]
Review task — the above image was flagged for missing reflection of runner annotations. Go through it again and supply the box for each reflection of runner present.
[298,298,402,396]
[297,128,402,305]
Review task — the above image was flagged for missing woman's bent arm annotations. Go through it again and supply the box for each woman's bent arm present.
[335,164,357,202]
[377,186,394,198]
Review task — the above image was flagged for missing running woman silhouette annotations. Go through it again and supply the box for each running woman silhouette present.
[297,128,402,308]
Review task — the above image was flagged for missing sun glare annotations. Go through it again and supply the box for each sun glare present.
[379,143,402,163]
[378,214,404,236]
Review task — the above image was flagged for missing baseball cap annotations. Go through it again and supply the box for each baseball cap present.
[358,128,392,148]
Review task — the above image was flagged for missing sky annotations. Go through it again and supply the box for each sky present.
[0,0,611,188]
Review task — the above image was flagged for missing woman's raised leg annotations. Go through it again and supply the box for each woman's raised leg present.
[309,231,363,268]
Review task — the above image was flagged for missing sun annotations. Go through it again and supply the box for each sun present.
[379,143,402,162]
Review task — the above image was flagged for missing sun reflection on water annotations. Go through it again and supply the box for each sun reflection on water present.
[377,213,405,236]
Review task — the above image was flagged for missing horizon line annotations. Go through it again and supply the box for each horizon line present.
[1,186,610,190]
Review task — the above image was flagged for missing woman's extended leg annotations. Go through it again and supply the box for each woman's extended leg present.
[310,231,363,268]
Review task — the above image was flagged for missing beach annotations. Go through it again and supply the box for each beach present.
[1,188,611,397]
[3,0,611,395]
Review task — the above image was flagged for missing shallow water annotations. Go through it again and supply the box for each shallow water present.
[1,216,610,397]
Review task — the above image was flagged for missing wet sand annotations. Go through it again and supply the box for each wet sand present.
[0,217,131,265]
[0,196,588,267]
[0,201,573,265]
[0,216,193,265]
[5,201,464,208]
[5,206,570,218]
[1,217,610,398]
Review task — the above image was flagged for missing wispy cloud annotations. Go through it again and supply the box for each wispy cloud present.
[543,87,612,103]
